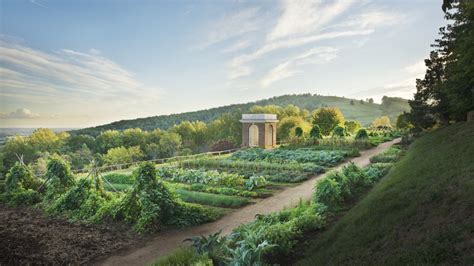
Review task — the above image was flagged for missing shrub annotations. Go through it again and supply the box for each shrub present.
[332,126,346,138]
[5,162,41,192]
[310,125,323,139]
[4,189,41,206]
[47,177,109,221]
[44,156,75,201]
[355,128,369,140]
[244,175,267,191]
[153,247,212,266]
[313,177,342,212]
[112,162,213,232]
[294,127,304,137]
[312,107,345,135]
[262,223,297,257]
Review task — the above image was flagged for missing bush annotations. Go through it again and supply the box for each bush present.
[44,156,75,201]
[313,177,342,212]
[355,128,369,140]
[112,162,213,232]
[4,189,42,206]
[5,162,41,192]
[263,223,297,257]
[153,247,212,266]
[310,125,323,139]
[47,177,109,221]
[332,126,346,137]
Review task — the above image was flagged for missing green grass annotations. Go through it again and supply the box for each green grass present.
[103,183,131,192]
[175,189,251,208]
[152,247,211,266]
[297,122,474,265]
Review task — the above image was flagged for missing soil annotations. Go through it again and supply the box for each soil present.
[0,206,142,265]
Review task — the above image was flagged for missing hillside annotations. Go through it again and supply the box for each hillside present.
[298,122,474,265]
[72,94,409,136]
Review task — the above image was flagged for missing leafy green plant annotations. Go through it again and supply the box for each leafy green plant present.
[355,128,369,140]
[313,176,342,212]
[44,156,75,201]
[186,231,229,265]
[244,175,267,191]
[175,189,250,208]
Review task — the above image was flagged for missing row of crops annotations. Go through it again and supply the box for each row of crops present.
[100,148,355,215]
[156,144,405,265]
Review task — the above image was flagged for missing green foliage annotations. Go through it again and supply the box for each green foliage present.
[294,127,304,137]
[5,162,40,192]
[370,146,401,163]
[102,173,134,184]
[396,112,413,129]
[312,107,345,135]
[355,128,369,140]
[175,189,250,208]
[47,178,109,221]
[229,225,277,266]
[313,177,341,212]
[186,231,229,265]
[104,146,144,165]
[111,162,213,232]
[331,126,346,137]
[1,189,41,207]
[159,132,182,158]
[112,162,180,231]
[153,247,212,266]
[344,120,362,134]
[244,175,267,191]
[231,148,347,167]
[157,167,246,188]
[309,125,323,139]
[44,156,75,201]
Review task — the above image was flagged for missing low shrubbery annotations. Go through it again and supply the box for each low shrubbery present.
[157,166,246,188]
[102,173,134,184]
[175,189,250,208]
[370,145,402,163]
[230,148,347,167]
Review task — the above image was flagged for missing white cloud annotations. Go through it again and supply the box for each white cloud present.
[0,39,162,121]
[221,40,251,53]
[260,47,338,88]
[229,29,372,79]
[197,7,263,50]
[404,59,426,76]
[268,0,354,41]
[0,108,40,119]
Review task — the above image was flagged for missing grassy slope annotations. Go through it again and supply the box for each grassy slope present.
[73,94,409,135]
[298,122,474,265]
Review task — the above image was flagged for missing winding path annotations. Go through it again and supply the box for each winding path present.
[97,139,400,266]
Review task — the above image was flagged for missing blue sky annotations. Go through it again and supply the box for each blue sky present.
[0,0,446,127]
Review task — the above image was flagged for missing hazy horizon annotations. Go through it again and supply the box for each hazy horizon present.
[1,0,445,128]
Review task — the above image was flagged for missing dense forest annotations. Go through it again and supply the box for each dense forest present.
[72,94,409,136]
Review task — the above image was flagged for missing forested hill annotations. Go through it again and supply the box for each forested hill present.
[72,94,409,136]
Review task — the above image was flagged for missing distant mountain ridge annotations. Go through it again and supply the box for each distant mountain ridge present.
[72,94,410,136]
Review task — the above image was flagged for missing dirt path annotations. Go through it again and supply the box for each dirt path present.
[98,139,400,266]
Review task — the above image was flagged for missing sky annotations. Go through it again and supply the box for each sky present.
[0,0,446,128]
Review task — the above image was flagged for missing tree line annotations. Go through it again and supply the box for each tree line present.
[407,0,473,129]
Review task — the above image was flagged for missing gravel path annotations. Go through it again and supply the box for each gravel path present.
[97,139,400,266]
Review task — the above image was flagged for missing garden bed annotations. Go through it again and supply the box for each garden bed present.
[0,205,141,265]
